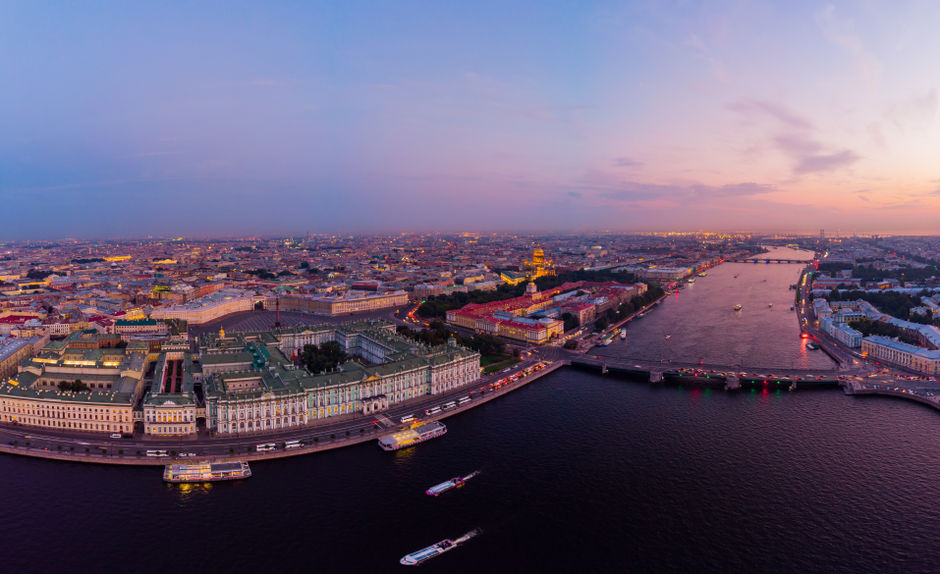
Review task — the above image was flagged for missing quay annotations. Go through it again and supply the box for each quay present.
[0,360,568,466]
[843,380,940,410]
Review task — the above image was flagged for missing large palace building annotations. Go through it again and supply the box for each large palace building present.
[199,321,479,435]
[0,321,480,437]
[0,332,149,435]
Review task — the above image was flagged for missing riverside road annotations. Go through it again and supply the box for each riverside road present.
[0,355,556,465]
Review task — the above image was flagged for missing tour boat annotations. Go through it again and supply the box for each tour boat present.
[425,471,480,496]
[378,421,447,451]
[733,304,743,311]
[400,529,481,566]
[163,461,251,483]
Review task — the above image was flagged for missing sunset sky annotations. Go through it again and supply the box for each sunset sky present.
[2,1,939,238]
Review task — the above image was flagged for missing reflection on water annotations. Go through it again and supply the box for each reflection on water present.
[392,444,417,466]
[167,481,214,502]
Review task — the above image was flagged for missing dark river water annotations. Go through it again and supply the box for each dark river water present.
[2,248,939,573]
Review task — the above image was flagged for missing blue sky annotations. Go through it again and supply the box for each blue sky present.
[2,1,940,238]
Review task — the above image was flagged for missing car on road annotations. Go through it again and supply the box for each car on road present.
[109,433,122,439]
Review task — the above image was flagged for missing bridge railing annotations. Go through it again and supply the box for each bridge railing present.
[575,356,838,375]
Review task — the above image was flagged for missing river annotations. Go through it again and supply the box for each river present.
[594,246,834,369]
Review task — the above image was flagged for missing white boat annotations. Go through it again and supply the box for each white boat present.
[378,421,447,451]
[400,529,481,566]
[163,461,251,483]
[426,471,480,496]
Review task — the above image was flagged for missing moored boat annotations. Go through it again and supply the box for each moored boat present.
[378,421,447,451]
[163,461,251,483]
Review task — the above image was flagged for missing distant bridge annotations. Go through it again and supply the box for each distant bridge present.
[725,258,816,264]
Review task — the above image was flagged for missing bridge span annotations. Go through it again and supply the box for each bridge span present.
[569,355,846,391]
[561,354,940,415]
[726,258,816,264]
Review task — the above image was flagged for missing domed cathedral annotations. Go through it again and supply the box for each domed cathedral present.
[523,246,555,280]
[500,246,556,286]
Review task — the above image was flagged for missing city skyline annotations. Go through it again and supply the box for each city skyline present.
[3,1,940,238]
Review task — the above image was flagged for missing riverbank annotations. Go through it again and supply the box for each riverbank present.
[0,361,568,466]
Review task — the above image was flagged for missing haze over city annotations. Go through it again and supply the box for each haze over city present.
[3,1,940,239]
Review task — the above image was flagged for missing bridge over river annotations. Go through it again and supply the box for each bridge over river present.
[725,257,817,264]
[558,353,940,414]
[567,354,851,391]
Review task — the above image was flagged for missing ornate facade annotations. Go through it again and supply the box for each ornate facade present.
[200,321,480,435]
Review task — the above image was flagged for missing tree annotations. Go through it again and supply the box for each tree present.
[26,268,51,280]
[618,301,636,316]
[560,312,579,332]
[301,341,349,373]
[58,379,90,392]
[563,340,578,350]
[595,317,609,332]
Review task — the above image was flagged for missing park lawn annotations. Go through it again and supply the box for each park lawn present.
[482,357,521,374]
[480,355,508,367]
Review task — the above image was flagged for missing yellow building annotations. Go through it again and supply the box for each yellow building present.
[0,344,147,435]
[501,247,556,286]
[524,247,555,279]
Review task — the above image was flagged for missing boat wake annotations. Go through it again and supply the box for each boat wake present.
[456,528,483,544]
